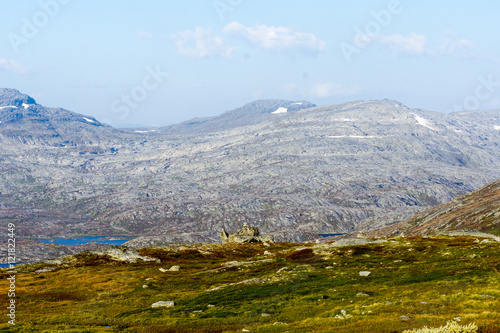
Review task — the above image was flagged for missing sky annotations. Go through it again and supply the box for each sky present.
[1,0,500,127]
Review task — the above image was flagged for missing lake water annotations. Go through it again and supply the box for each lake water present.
[318,233,346,238]
[38,236,132,246]
[0,236,132,267]
[0,262,26,268]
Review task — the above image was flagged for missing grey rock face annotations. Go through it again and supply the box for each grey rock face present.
[1,91,500,260]
[221,223,274,243]
[0,88,37,107]
[160,100,316,135]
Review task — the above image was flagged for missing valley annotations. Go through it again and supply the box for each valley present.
[1,89,500,262]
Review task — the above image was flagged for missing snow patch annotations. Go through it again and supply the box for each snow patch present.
[291,102,303,105]
[412,113,435,130]
[134,129,157,133]
[22,103,32,109]
[0,105,17,110]
[82,117,95,123]
[327,135,380,139]
[272,107,288,114]
[494,125,500,130]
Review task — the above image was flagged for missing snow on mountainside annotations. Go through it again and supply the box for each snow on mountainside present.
[1,90,500,254]
[0,88,127,145]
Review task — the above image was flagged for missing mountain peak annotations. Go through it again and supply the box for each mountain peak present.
[0,88,37,107]
[160,99,316,135]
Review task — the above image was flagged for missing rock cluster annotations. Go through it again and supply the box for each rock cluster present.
[220,223,274,243]
[92,246,159,263]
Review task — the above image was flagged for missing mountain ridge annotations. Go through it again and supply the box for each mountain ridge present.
[367,178,500,237]
[0,88,128,145]
[1,88,499,253]
[158,99,316,135]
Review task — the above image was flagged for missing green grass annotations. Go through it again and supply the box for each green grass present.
[0,236,499,332]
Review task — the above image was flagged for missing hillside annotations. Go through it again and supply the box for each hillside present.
[1,89,500,258]
[0,88,127,145]
[159,100,316,135]
[367,179,500,238]
[1,235,499,332]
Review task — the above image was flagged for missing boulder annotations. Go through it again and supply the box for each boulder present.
[220,223,274,243]
[92,246,160,263]
[151,301,175,308]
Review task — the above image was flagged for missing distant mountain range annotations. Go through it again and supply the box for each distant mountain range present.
[1,88,499,245]
[0,88,123,145]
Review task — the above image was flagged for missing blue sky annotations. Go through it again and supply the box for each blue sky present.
[1,0,500,127]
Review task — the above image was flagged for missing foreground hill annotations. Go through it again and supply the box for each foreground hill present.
[1,89,500,254]
[368,179,500,238]
[1,235,499,332]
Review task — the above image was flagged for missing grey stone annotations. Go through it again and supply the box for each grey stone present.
[92,247,159,263]
[151,301,175,308]
[220,223,274,243]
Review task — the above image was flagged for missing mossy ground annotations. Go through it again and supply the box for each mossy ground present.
[0,237,499,333]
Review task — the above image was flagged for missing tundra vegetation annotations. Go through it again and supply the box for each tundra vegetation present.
[1,235,499,332]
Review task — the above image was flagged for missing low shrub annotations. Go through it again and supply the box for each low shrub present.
[287,248,314,260]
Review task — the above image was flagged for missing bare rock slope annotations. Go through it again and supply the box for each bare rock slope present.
[1,89,500,249]
[368,179,500,237]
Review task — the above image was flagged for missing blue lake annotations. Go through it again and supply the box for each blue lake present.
[0,237,132,267]
[39,236,132,246]
[0,262,26,268]
[318,233,346,238]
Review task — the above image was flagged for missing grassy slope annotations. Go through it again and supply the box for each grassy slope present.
[0,237,499,333]
[369,179,500,238]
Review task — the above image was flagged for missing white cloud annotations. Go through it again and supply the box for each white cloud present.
[365,33,477,58]
[137,30,152,39]
[171,27,234,58]
[223,22,326,56]
[283,81,362,99]
[0,58,30,74]
[436,38,474,57]
[374,33,428,55]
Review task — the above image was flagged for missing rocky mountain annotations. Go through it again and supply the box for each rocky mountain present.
[1,89,500,250]
[0,88,126,145]
[159,100,316,135]
[367,179,500,237]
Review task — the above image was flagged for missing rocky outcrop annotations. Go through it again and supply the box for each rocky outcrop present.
[91,246,160,263]
[220,223,274,243]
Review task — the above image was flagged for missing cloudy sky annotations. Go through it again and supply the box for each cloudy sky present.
[1,0,500,127]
